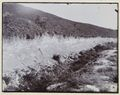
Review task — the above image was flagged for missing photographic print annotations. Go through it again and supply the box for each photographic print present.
[2,2,118,92]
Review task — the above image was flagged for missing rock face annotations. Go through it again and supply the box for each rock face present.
[3,3,117,39]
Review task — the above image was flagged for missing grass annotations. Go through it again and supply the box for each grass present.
[3,35,116,72]
[3,35,117,92]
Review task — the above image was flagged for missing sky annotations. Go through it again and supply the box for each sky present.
[20,3,117,30]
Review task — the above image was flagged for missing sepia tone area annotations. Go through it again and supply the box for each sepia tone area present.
[2,3,118,92]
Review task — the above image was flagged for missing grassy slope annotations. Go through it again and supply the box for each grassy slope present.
[3,36,117,92]
[3,3,117,39]
[3,36,116,73]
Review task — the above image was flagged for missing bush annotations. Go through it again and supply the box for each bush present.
[113,75,118,83]
[15,61,73,91]
[17,66,56,91]
[3,75,11,85]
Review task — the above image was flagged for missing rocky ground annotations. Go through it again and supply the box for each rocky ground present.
[68,49,117,92]
[46,43,118,92]
[3,41,118,92]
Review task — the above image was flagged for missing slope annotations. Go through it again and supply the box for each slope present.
[3,3,117,39]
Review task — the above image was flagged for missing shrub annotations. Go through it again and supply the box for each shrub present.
[16,62,73,91]
[3,75,11,85]
[113,75,118,83]
[17,65,56,91]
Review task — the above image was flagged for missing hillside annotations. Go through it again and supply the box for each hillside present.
[3,3,117,39]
